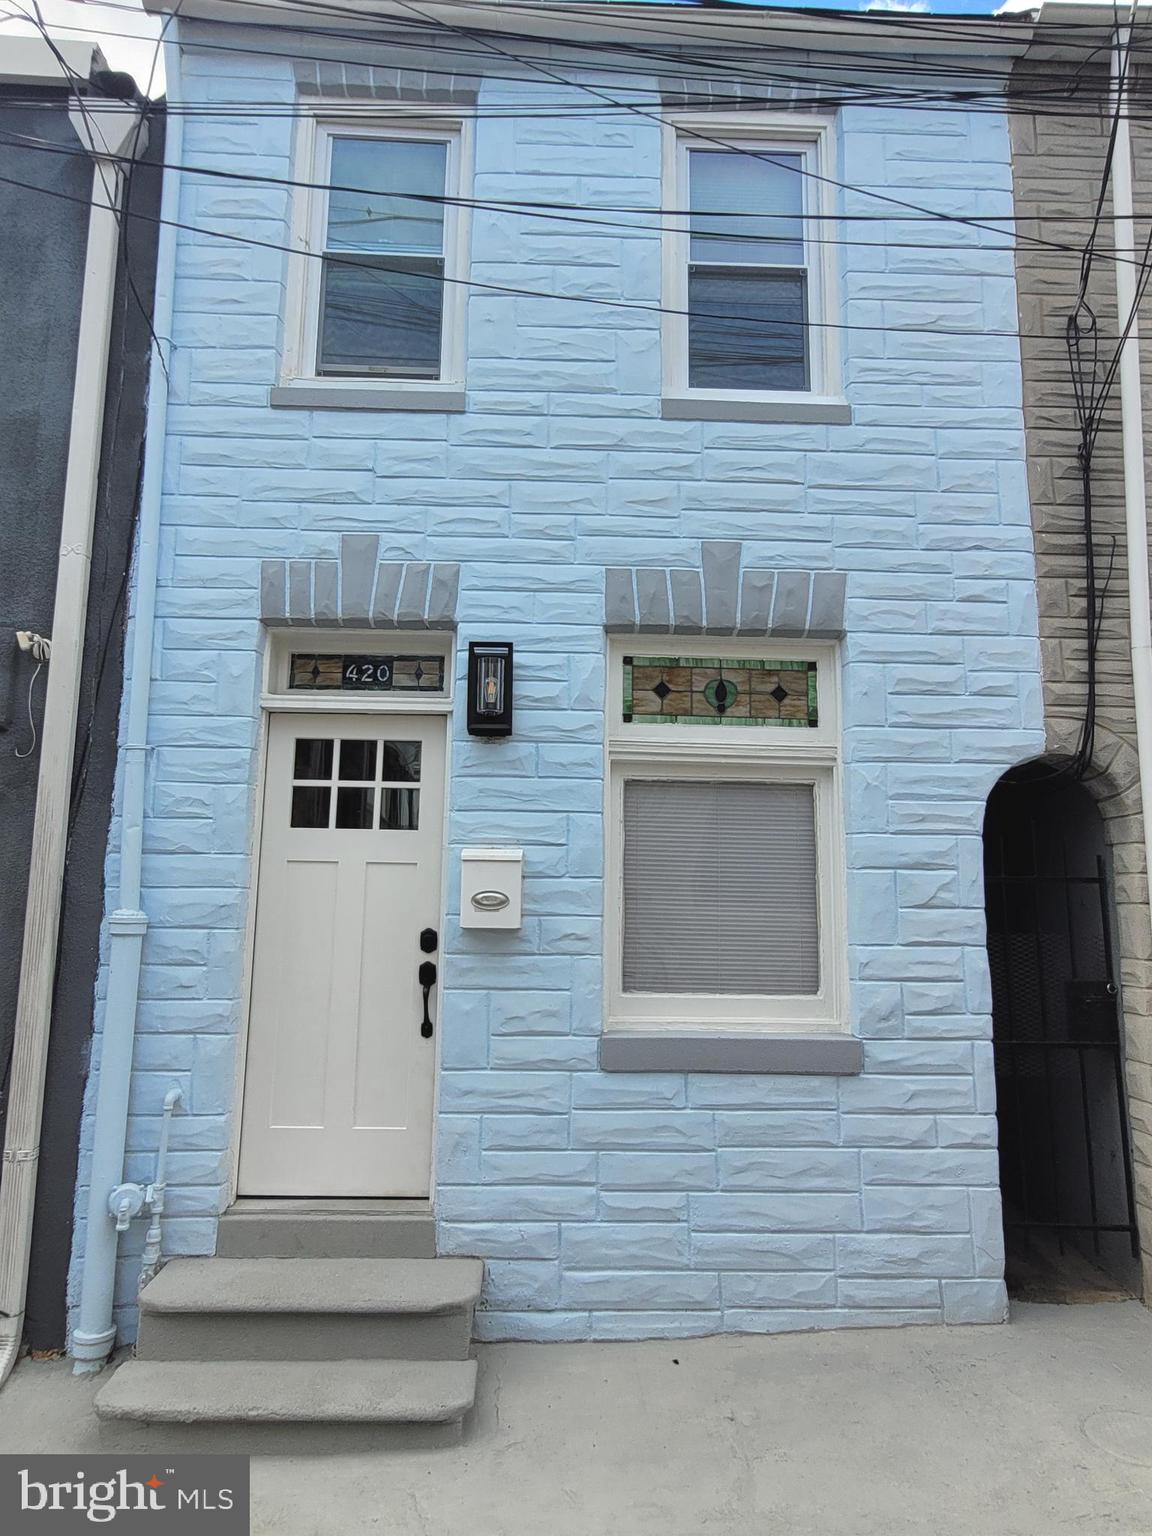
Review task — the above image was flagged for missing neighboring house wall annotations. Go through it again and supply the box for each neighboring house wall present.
[74,28,1045,1343]
[0,86,162,1348]
[1010,49,1152,1295]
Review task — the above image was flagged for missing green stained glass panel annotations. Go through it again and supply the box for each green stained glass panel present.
[622,656,818,728]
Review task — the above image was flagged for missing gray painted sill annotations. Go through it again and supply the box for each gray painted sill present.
[600,1032,863,1074]
[661,395,853,425]
[270,384,466,412]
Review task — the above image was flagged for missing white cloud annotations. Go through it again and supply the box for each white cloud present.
[865,1,932,11]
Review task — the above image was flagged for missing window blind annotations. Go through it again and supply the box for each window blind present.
[622,779,820,996]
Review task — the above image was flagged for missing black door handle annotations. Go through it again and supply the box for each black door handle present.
[419,960,437,1038]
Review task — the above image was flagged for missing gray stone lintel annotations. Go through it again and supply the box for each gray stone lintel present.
[738,568,775,636]
[313,561,339,626]
[372,563,404,629]
[261,550,460,629]
[635,566,672,634]
[771,571,812,639]
[293,58,479,104]
[607,541,846,639]
[659,76,824,114]
[340,534,380,624]
[669,568,703,634]
[600,1032,864,1075]
[605,567,638,634]
[808,572,848,640]
[260,560,286,624]
[702,540,741,635]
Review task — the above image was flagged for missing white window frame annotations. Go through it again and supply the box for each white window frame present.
[605,638,846,1036]
[280,109,472,402]
[262,630,455,716]
[661,114,843,413]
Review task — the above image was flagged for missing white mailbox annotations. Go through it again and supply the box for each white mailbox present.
[460,847,523,930]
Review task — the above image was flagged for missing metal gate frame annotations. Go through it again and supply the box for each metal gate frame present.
[987,835,1140,1262]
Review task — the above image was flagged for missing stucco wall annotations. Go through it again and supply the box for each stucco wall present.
[0,96,161,1348]
[73,39,1044,1342]
[1010,59,1152,1295]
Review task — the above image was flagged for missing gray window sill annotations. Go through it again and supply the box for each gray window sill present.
[270,383,466,412]
[600,1031,863,1075]
[661,395,853,425]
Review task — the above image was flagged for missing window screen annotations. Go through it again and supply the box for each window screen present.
[318,136,448,379]
[622,779,820,995]
[686,147,809,391]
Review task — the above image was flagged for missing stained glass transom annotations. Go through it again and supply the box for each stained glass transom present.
[622,657,818,728]
[289,654,445,693]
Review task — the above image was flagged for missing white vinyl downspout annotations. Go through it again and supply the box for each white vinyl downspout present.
[0,97,147,1387]
[70,27,184,1373]
[1110,26,1152,942]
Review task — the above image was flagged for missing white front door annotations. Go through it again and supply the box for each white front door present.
[238,713,445,1197]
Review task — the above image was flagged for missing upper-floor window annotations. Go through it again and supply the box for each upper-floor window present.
[662,117,843,420]
[280,115,470,401]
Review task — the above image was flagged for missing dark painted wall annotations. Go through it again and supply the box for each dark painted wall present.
[0,87,163,1348]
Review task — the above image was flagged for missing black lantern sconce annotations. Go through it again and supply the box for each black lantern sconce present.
[467,642,514,737]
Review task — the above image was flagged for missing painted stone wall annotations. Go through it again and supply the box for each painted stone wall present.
[72,37,1044,1342]
[1010,56,1152,1295]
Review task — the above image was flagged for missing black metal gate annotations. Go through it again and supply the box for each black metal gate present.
[985,775,1139,1272]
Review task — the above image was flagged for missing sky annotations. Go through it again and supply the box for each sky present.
[0,0,1012,95]
[1,1,168,87]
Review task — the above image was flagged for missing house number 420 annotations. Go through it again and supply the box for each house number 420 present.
[345,661,391,686]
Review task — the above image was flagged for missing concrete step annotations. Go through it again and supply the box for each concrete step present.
[136,1258,483,1363]
[94,1358,476,1450]
[217,1200,436,1260]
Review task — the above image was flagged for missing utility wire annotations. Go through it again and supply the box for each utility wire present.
[4,13,1151,129]
[6,127,1132,267]
[18,3,170,380]
[1056,5,1151,778]
[12,1,1152,120]
[0,163,1133,347]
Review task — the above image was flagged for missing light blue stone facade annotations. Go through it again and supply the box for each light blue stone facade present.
[72,34,1044,1342]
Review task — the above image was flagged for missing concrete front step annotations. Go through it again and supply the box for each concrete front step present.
[136,1258,483,1363]
[94,1358,477,1451]
[216,1200,436,1260]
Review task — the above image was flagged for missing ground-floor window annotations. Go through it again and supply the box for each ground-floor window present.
[605,641,845,1035]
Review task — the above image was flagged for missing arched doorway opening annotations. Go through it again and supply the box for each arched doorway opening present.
[984,763,1142,1302]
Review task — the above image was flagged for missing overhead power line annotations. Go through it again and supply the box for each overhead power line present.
[8,0,1150,122]
[3,162,1125,348]
[10,127,1139,268]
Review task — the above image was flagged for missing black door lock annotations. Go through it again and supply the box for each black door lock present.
[419,960,437,1038]
[420,927,438,954]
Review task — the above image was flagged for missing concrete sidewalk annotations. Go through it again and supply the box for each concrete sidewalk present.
[2,1303,1151,1535]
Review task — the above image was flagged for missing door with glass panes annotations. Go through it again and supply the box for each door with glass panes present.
[238,714,444,1197]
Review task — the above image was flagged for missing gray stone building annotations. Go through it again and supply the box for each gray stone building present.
[1006,5,1152,1301]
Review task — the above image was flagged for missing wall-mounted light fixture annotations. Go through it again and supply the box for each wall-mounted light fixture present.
[467,641,514,737]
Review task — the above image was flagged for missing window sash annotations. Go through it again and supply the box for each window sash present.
[687,145,805,268]
[324,134,447,258]
[288,117,467,388]
[316,131,451,381]
[665,124,830,401]
[686,264,809,393]
[317,253,445,379]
